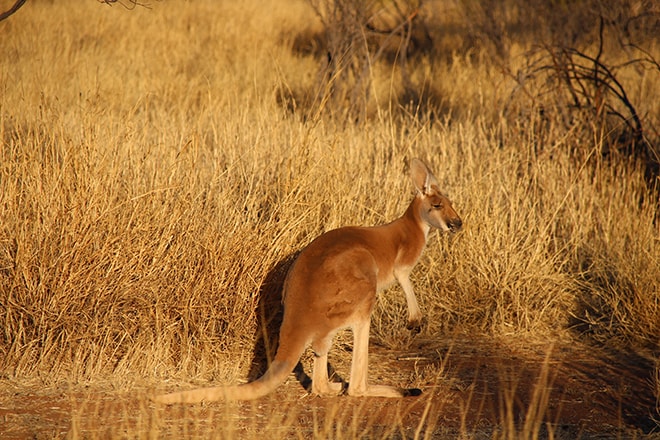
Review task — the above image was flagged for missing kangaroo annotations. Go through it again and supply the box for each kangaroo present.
[154,158,462,403]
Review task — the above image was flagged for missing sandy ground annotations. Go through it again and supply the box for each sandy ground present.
[1,336,658,439]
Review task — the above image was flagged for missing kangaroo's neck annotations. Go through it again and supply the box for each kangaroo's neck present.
[401,195,430,240]
[375,196,429,269]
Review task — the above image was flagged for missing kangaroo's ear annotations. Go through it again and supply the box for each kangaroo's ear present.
[410,158,439,195]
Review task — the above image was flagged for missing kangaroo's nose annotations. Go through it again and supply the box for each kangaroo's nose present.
[449,218,463,232]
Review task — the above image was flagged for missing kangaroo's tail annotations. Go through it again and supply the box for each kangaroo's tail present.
[154,338,305,404]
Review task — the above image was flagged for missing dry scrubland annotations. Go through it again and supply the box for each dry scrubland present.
[1,0,659,438]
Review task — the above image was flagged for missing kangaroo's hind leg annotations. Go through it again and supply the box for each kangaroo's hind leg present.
[310,332,343,396]
[346,318,404,398]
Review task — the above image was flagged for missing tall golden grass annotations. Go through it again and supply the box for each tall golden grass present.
[1,0,658,437]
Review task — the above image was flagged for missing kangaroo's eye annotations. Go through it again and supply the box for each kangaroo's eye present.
[432,203,443,209]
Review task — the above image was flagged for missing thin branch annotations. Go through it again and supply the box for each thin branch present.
[98,0,153,10]
[0,0,27,22]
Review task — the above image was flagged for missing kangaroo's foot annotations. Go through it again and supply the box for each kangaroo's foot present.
[311,380,343,396]
[347,384,410,398]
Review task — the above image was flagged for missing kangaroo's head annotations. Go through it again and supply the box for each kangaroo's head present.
[410,158,462,233]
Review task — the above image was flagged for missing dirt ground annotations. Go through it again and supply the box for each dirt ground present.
[1,336,658,439]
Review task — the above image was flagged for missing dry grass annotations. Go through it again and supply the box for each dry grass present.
[1,0,659,438]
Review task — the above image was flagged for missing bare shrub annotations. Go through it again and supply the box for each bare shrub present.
[281,0,431,122]
[503,14,659,188]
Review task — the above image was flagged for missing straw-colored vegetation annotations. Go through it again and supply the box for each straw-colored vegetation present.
[1,0,658,438]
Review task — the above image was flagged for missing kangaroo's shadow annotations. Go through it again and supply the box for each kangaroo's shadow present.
[246,251,321,391]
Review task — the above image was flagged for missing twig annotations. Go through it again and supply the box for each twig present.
[0,0,27,22]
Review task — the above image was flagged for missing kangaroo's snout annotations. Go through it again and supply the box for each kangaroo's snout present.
[447,217,462,232]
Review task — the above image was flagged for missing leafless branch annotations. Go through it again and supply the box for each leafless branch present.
[98,0,153,10]
[0,0,27,22]
[301,0,426,122]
